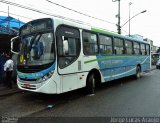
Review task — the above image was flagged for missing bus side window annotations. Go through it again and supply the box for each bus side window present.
[106,48,112,54]
[140,51,142,55]
[83,31,98,55]
[133,50,135,55]
[125,40,133,55]
[56,26,80,69]
[133,42,140,55]
[114,38,123,55]
[122,49,126,54]
[83,39,92,54]
[146,44,150,55]
[99,34,113,55]
[62,36,69,55]
[145,51,147,55]
[114,49,117,55]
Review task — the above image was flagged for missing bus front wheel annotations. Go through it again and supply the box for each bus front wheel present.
[135,66,141,79]
[86,73,95,94]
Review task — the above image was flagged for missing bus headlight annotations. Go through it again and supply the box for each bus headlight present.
[43,75,48,81]
[37,78,43,83]
[37,71,54,83]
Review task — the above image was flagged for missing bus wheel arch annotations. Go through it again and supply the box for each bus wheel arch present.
[86,69,101,94]
[135,64,141,79]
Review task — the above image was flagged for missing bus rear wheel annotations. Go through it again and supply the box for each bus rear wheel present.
[86,73,95,94]
[135,66,141,79]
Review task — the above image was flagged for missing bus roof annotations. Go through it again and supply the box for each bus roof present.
[22,17,150,45]
[56,17,149,44]
[91,27,149,44]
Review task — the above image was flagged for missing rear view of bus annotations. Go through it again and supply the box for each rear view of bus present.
[17,18,57,94]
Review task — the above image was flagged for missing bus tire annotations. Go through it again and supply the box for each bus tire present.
[135,66,141,79]
[86,73,95,94]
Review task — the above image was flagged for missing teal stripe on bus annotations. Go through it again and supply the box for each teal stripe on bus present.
[84,55,144,64]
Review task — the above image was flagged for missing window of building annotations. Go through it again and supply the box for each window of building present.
[99,35,112,55]
[114,38,124,55]
[83,31,98,55]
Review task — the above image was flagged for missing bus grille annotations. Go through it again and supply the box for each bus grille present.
[20,78,37,82]
[20,83,36,90]
[17,67,42,73]
[17,63,53,73]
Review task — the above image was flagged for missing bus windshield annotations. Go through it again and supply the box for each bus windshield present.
[18,32,55,66]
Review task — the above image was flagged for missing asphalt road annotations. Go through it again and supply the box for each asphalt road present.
[0,69,160,118]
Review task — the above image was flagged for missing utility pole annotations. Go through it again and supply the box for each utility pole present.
[112,0,121,34]
[118,0,121,34]
[129,2,132,36]
[8,6,10,33]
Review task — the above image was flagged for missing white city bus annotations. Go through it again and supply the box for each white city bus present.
[11,17,150,94]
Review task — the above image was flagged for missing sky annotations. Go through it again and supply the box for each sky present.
[0,0,160,46]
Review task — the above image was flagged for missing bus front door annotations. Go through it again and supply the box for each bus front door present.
[56,26,81,92]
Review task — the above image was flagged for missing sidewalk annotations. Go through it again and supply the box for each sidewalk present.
[0,65,157,97]
[0,84,22,97]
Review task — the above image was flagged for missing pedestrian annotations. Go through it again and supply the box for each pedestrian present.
[3,53,14,88]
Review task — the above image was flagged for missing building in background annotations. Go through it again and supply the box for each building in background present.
[0,16,24,84]
[0,16,24,53]
[144,38,158,53]
[127,35,158,53]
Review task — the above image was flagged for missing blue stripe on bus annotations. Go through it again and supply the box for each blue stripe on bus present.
[96,55,150,81]
[17,63,55,79]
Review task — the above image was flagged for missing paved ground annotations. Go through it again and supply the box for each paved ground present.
[0,84,21,97]
[0,66,158,123]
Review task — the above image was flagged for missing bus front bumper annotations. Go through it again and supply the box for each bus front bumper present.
[17,78,57,94]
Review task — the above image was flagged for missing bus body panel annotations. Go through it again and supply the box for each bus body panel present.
[83,55,150,82]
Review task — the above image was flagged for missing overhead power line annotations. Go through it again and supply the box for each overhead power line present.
[0,0,116,28]
[0,10,32,20]
[45,0,116,25]
[0,0,55,16]
[0,0,92,25]
[0,0,116,26]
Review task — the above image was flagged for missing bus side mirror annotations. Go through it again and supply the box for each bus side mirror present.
[11,36,20,54]
[62,36,69,55]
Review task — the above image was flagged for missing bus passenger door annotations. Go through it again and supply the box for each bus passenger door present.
[56,26,81,92]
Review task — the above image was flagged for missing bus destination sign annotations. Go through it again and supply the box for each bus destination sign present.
[20,19,53,36]
[21,23,46,35]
